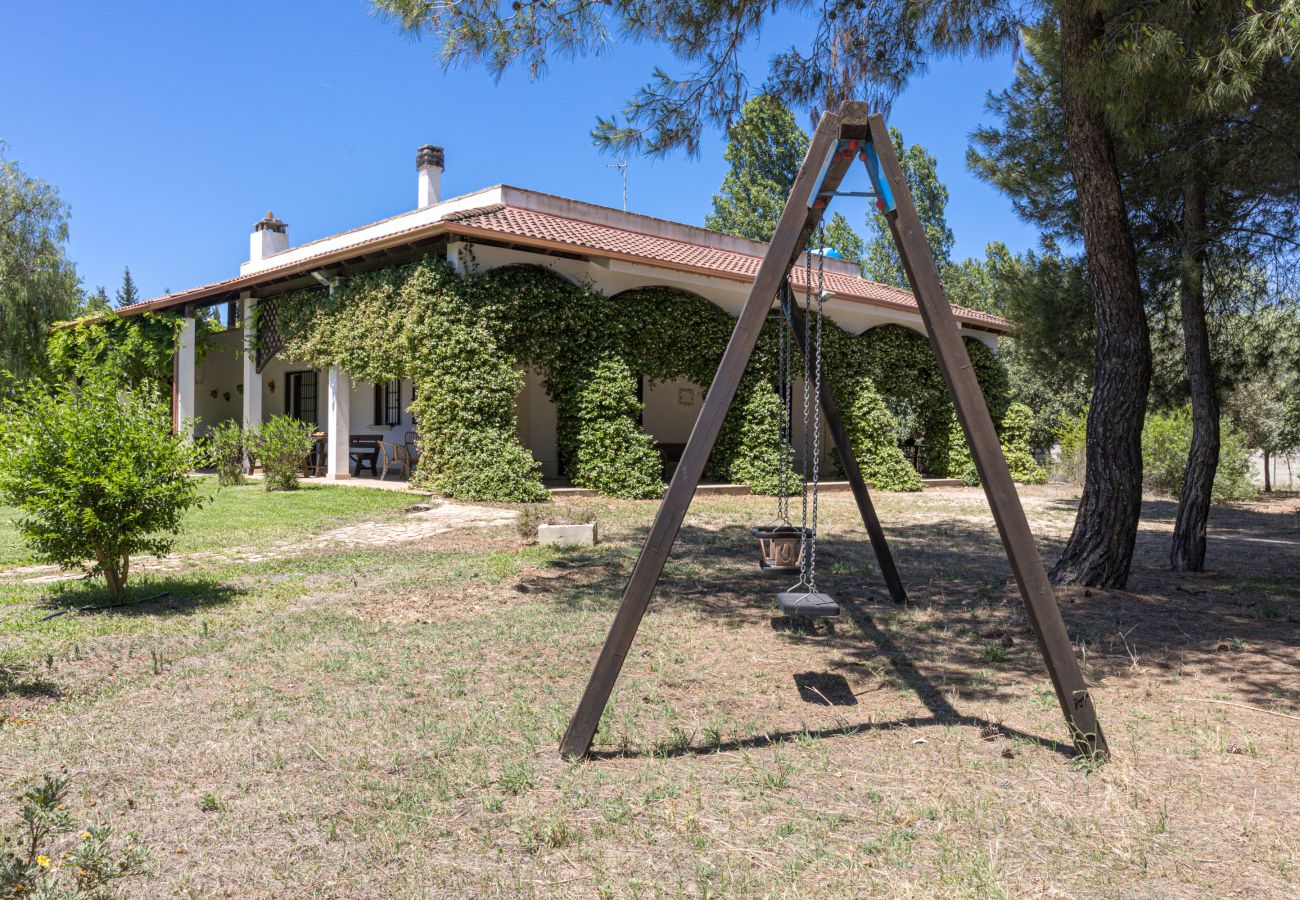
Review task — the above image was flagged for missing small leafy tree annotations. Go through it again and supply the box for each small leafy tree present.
[249,415,315,491]
[0,374,203,599]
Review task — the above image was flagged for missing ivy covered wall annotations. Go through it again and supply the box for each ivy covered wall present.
[266,252,1013,501]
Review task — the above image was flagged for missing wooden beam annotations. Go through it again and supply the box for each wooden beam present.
[559,105,857,760]
[787,299,908,604]
[865,113,1107,758]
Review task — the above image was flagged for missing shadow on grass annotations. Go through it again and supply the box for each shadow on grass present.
[34,575,245,620]
[539,493,1299,760]
[0,664,61,701]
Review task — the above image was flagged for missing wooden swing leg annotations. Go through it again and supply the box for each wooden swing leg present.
[559,108,855,761]
[865,114,1107,759]
[787,302,908,605]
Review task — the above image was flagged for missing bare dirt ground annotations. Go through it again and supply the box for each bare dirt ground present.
[1,484,1297,897]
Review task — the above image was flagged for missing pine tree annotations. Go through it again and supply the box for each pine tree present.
[115,266,140,308]
[705,95,864,264]
[81,286,112,315]
[862,128,954,288]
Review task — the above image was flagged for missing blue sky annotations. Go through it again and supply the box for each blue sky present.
[1,2,1037,302]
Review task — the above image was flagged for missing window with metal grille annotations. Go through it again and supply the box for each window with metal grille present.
[285,370,318,427]
[374,379,401,427]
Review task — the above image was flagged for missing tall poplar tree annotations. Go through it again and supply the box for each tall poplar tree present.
[0,145,81,377]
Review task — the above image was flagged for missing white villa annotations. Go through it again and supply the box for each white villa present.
[112,145,1008,482]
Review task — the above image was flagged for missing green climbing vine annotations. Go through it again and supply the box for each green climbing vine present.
[254,251,1012,502]
[46,310,217,392]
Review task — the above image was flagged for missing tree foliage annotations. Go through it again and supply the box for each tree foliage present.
[46,311,207,394]
[0,373,203,598]
[705,94,863,262]
[863,128,954,289]
[0,145,82,378]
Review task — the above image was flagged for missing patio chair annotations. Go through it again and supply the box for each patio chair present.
[404,431,420,463]
[377,439,414,481]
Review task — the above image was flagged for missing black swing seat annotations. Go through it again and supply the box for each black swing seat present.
[776,590,841,618]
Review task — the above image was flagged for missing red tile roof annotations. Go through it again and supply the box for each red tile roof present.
[109,199,1008,332]
[448,204,1008,330]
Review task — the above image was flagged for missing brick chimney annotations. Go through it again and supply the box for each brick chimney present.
[417,145,444,208]
[249,211,288,263]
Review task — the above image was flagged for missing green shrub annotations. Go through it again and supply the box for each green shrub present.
[947,412,975,482]
[0,775,151,897]
[1053,407,1088,484]
[0,374,203,598]
[569,355,663,499]
[1001,402,1048,484]
[250,415,315,491]
[206,420,247,486]
[1142,408,1255,503]
[946,402,1046,486]
[840,376,921,491]
[711,375,783,494]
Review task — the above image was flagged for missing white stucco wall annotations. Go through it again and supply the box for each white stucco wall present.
[643,377,701,445]
[192,328,243,438]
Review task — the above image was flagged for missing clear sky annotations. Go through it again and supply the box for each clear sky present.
[1,2,1037,303]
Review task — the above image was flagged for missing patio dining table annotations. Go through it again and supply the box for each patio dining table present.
[306,432,382,477]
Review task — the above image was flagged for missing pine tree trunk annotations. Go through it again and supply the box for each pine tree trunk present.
[1171,163,1218,572]
[1050,3,1152,588]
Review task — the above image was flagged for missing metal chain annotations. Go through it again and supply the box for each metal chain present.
[808,232,826,593]
[797,249,813,590]
[777,284,794,522]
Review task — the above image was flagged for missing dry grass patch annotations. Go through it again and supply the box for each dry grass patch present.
[1,485,1297,896]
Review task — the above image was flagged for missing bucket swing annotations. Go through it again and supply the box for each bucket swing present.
[775,240,839,620]
[753,279,811,576]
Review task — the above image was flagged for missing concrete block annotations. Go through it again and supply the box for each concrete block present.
[538,522,597,547]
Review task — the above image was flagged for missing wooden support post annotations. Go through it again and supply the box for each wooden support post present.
[865,114,1107,758]
[559,108,856,761]
[786,300,908,604]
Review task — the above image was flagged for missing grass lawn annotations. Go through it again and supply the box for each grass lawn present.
[0,478,419,570]
[1,483,1298,896]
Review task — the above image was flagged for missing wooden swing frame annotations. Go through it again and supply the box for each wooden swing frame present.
[559,102,1107,762]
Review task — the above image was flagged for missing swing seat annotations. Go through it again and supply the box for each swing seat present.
[752,525,811,576]
[776,590,841,618]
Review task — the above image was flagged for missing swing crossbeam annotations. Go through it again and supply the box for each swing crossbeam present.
[559,101,1107,763]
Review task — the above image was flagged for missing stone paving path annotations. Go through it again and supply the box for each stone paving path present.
[0,502,518,585]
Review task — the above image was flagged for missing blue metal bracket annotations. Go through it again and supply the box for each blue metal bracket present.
[861,141,897,214]
[806,140,839,209]
[809,138,897,216]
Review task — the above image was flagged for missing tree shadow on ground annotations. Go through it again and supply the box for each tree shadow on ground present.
[534,494,1300,752]
[0,663,61,702]
[30,575,245,620]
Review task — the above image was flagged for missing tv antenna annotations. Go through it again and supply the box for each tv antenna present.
[608,157,628,211]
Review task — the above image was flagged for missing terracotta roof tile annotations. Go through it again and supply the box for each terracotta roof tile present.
[109,201,1008,332]
[451,205,1008,329]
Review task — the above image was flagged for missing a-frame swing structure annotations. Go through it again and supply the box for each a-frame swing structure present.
[559,102,1107,762]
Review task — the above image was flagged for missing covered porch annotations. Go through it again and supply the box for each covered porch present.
[174,295,419,483]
